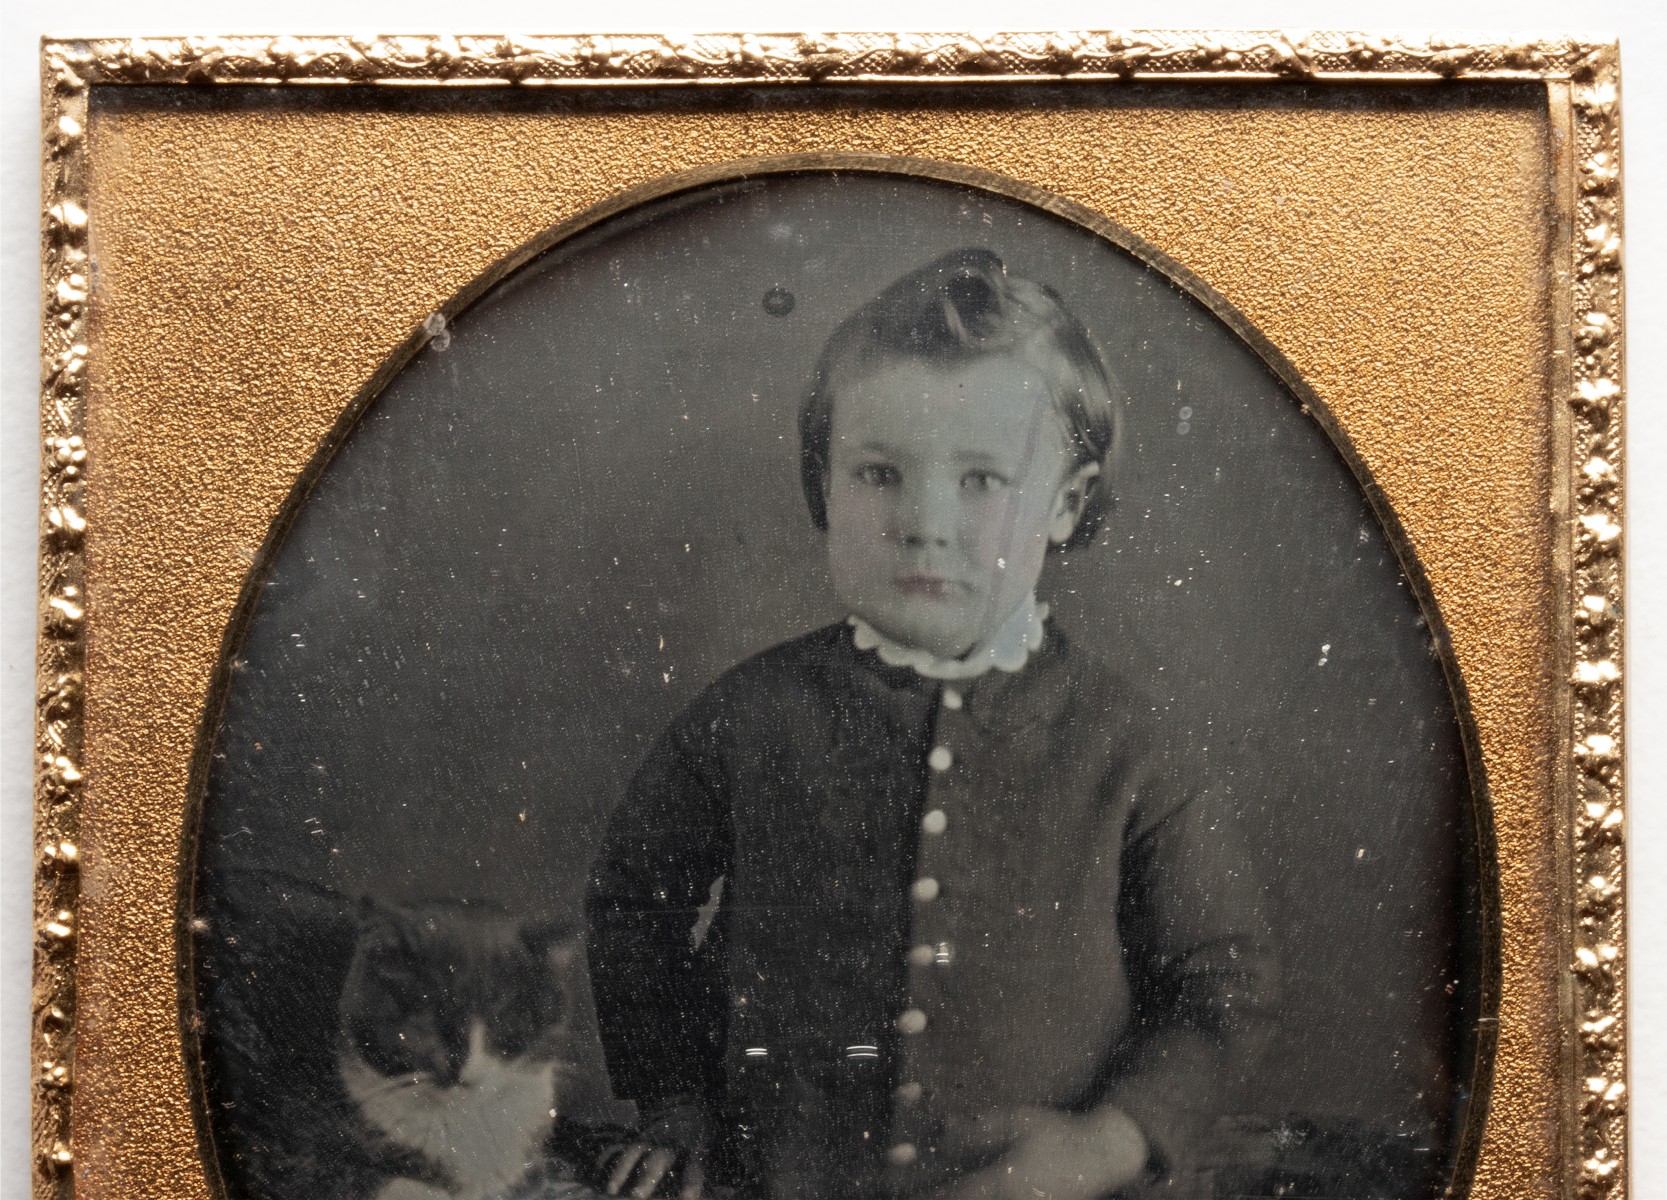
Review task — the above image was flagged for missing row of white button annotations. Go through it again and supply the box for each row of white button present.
[918,741,953,901]
[890,686,965,1172]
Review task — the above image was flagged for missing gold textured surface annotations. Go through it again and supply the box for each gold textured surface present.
[35,32,1624,1200]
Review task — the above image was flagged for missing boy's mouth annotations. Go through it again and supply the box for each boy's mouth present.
[893,572,962,599]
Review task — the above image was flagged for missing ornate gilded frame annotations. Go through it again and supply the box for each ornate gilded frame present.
[33,30,1625,1200]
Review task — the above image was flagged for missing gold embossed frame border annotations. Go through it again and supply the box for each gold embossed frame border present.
[35,30,1624,1200]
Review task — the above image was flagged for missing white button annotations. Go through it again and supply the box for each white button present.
[941,688,964,711]
[897,1008,928,1034]
[922,809,947,835]
[928,746,953,772]
[911,877,940,903]
[888,1142,919,1166]
[908,943,935,967]
[895,1081,924,1105]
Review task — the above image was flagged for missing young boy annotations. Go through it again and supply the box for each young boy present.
[585,248,1278,1200]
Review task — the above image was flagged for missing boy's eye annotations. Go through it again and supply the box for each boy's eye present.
[854,462,901,488]
[961,468,1009,493]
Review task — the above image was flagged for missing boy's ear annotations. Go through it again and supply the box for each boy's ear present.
[1048,461,1101,545]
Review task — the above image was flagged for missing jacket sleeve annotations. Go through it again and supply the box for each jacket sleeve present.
[1103,768,1281,1195]
[584,710,734,1118]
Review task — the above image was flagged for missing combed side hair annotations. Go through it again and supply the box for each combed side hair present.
[799,247,1122,551]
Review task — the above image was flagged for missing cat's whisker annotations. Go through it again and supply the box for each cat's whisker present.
[355,1070,430,1099]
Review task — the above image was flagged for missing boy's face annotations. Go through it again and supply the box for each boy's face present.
[825,355,1098,660]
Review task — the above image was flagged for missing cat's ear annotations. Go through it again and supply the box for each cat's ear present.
[354,894,406,940]
[519,916,577,960]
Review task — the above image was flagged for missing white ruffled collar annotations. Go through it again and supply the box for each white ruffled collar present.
[848,594,1048,680]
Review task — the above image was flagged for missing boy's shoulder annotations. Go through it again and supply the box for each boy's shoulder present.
[675,623,862,718]
[726,622,854,673]
[1022,623,1182,751]
[645,624,882,757]
[1033,622,1147,705]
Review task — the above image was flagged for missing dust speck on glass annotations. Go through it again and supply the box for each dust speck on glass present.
[761,285,797,317]
[192,171,1486,1200]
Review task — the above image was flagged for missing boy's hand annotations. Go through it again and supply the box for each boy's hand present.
[602,1142,703,1200]
[933,1105,1150,1200]
[600,1104,708,1200]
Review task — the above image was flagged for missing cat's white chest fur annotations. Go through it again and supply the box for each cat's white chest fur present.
[342,1021,556,1200]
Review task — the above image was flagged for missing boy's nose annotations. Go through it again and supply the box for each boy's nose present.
[899,481,956,547]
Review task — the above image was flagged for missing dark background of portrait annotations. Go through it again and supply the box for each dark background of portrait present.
[195,173,1480,1189]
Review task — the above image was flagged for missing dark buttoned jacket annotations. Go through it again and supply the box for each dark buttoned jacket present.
[585,622,1278,1199]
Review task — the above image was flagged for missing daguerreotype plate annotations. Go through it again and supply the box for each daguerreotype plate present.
[33,31,1625,1200]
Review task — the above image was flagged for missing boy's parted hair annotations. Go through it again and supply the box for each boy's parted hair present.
[799,247,1122,551]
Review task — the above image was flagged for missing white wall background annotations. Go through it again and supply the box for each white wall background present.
[3,2,1662,1196]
